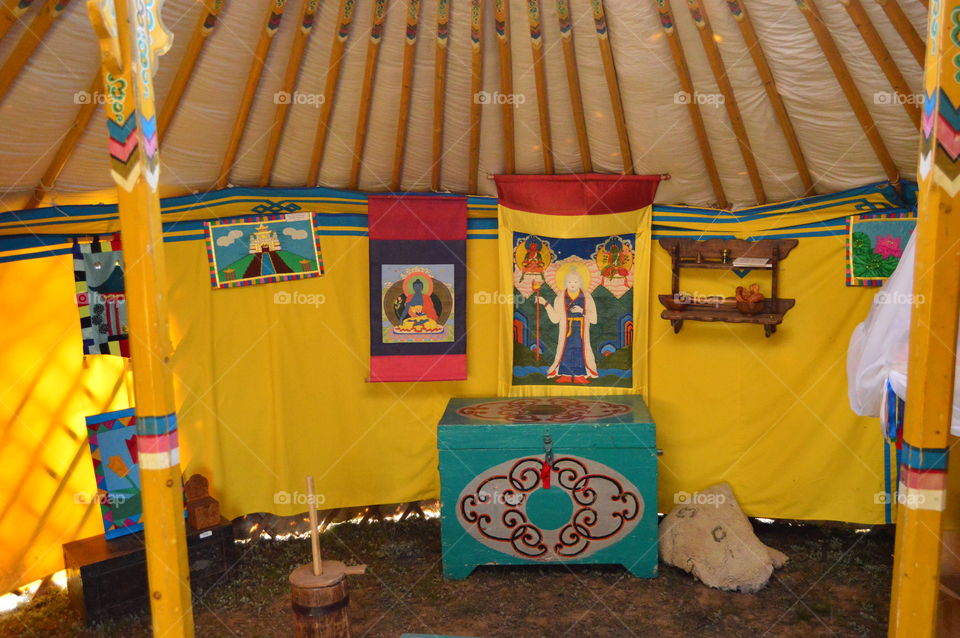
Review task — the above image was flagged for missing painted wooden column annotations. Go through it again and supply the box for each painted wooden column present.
[685,0,765,204]
[467,0,483,193]
[795,0,900,187]
[260,0,320,186]
[86,1,193,636]
[348,0,388,190]
[556,0,591,172]
[653,0,725,206]
[888,0,960,634]
[390,0,422,191]
[494,0,515,173]
[723,0,814,195]
[526,0,553,174]
[309,0,356,186]
[216,0,288,189]
[431,0,450,190]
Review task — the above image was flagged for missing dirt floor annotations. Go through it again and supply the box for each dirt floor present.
[1,518,893,637]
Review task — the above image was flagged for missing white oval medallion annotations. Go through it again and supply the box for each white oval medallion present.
[456,454,642,561]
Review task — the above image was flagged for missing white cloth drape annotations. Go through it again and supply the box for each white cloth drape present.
[847,231,960,435]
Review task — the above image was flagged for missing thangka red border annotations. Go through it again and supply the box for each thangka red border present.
[203,212,324,289]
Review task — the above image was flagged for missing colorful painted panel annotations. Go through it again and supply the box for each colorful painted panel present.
[85,409,143,540]
[512,233,635,388]
[368,195,468,382]
[457,454,643,561]
[73,235,129,357]
[846,212,917,286]
[204,212,323,289]
[381,264,455,343]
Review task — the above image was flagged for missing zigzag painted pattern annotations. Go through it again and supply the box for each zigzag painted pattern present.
[920,88,960,194]
[107,111,141,191]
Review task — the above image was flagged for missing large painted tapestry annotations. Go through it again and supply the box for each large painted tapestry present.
[73,235,129,357]
[511,233,636,388]
[368,195,467,382]
[495,174,660,398]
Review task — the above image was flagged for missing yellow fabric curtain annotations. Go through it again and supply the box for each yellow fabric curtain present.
[6,191,960,591]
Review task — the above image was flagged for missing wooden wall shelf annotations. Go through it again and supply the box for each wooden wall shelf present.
[657,238,798,337]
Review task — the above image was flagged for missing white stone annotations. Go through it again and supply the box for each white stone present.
[659,482,788,592]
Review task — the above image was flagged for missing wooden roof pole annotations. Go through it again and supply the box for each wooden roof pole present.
[685,0,765,204]
[0,0,37,43]
[555,0,591,172]
[796,0,900,186]
[724,0,814,195]
[889,0,960,633]
[653,0,727,207]
[87,1,193,636]
[259,0,320,186]
[348,0,388,190]
[494,0,515,173]
[526,0,554,174]
[467,0,484,193]
[390,0,422,191]
[842,0,920,129]
[592,0,633,174]
[215,0,289,189]
[431,0,450,190]
[875,0,925,66]
[24,70,101,209]
[308,0,356,186]
[158,0,226,143]
[0,0,72,105]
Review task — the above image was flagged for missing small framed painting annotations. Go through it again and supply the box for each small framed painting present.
[85,409,143,539]
[846,211,917,287]
[204,212,324,289]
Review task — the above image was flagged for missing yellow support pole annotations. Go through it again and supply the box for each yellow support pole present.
[888,0,960,634]
[86,2,193,637]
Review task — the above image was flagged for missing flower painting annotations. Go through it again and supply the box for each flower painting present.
[846,212,917,286]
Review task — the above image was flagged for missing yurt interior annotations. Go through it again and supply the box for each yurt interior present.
[0,0,958,636]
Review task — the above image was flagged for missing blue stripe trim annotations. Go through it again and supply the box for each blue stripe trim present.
[883,436,892,524]
[137,413,178,436]
[901,442,950,471]
[0,247,71,263]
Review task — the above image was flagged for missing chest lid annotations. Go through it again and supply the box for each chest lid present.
[438,396,655,450]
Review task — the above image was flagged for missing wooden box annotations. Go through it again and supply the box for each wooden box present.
[63,518,237,624]
[438,396,658,579]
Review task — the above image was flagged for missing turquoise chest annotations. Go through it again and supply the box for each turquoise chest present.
[437,395,658,579]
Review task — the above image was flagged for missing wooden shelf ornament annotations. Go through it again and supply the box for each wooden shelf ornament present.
[657,238,798,337]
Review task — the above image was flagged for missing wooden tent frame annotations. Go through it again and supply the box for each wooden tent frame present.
[3,2,958,637]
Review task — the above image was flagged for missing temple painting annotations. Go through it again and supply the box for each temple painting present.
[205,213,324,288]
[381,264,455,343]
[512,233,635,388]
